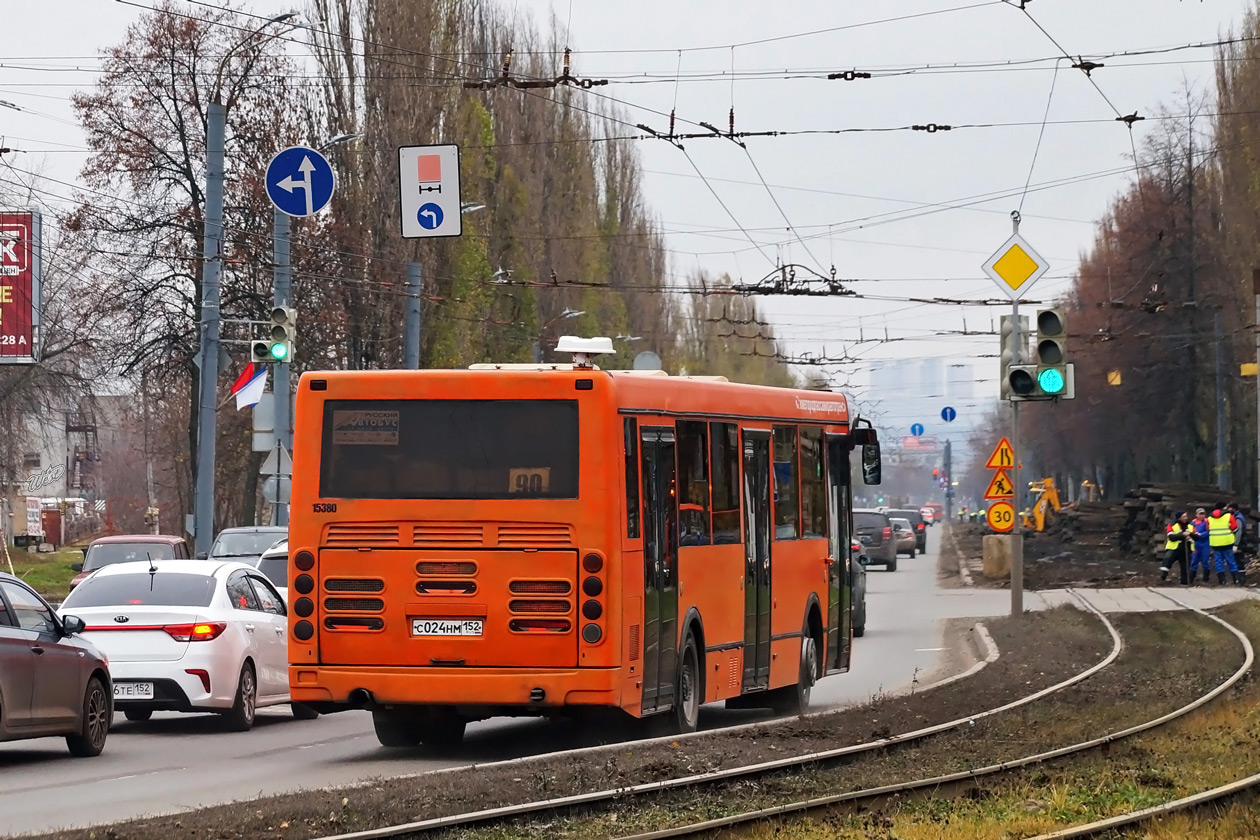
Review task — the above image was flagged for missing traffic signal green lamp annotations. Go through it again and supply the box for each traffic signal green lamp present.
[266,306,296,364]
[1034,308,1068,397]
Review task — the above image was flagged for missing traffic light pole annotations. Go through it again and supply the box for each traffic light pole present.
[193,101,226,558]
[273,207,291,527]
[1010,215,1024,620]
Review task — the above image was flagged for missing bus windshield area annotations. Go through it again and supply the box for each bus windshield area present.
[319,399,579,500]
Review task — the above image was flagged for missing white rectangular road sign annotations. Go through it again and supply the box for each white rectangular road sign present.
[398,144,462,239]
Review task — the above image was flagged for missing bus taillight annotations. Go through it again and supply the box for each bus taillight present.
[581,552,605,645]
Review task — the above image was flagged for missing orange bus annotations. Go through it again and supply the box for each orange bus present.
[287,340,883,747]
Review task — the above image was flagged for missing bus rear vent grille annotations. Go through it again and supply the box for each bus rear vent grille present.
[728,656,739,688]
[496,523,574,547]
[416,561,477,576]
[324,578,385,593]
[324,524,401,547]
[324,597,384,612]
[509,580,571,595]
[413,523,485,546]
[509,599,571,614]
[629,624,640,661]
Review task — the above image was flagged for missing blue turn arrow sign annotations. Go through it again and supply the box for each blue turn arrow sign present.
[266,146,335,217]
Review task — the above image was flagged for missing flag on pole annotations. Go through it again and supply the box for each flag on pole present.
[230,363,267,410]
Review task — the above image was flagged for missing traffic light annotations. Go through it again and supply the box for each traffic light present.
[1000,314,1032,401]
[1034,308,1068,397]
[263,306,295,363]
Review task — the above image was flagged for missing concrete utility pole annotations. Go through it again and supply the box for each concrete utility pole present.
[404,262,421,369]
[272,207,291,527]
[1216,311,1229,491]
[944,438,952,521]
[193,100,225,557]
[1010,212,1024,620]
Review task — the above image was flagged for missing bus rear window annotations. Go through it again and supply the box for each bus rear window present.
[319,399,579,500]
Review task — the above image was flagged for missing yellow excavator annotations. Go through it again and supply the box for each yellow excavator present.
[1022,477,1062,532]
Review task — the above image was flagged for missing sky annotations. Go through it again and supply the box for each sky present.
[1,0,1255,438]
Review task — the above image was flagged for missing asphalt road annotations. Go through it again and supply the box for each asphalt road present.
[1,529,971,836]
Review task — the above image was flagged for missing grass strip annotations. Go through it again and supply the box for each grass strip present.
[441,606,1242,839]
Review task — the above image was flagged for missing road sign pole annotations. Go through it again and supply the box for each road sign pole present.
[273,207,291,527]
[1010,213,1023,619]
[193,101,226,557]
[404,262,422,369]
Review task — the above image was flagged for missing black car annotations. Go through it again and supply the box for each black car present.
[853,509,897,571]
[883,509,927,553]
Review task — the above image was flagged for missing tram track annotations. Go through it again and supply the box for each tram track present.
[313,592,1126,840]
[604,589,1256,840]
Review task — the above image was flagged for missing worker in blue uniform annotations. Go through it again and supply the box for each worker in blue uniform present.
[1190,508,1212,584]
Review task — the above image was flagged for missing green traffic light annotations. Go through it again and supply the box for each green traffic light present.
[269,342,288,361]
[1038,367,1065,394]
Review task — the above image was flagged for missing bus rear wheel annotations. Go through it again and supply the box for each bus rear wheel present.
[372,709,421,748]
[667,632,702,735]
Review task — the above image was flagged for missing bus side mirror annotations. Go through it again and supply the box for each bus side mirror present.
[861,440,882,486]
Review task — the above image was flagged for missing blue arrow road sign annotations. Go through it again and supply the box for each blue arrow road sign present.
[417,202,444,230]
[910,423,924,436]
[266,146,335,217]
[941,406,957,423]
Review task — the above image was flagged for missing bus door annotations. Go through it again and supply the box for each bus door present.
[742,429,773,692]
[640,426,679,715]
[825,434,853,673]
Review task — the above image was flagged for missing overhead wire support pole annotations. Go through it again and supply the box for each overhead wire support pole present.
[272,206,291,527]
[1255,269,1260,510]
[1010,210,1023,620]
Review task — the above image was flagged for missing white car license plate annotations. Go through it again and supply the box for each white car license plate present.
[411,618,483,637]
[114,681,154,700]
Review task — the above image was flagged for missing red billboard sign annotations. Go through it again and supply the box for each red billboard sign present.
[0,211,41,364]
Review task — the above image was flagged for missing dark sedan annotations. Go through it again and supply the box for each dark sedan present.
[0,573,111,757]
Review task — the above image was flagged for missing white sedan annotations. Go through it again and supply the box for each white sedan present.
[57,559,317,730]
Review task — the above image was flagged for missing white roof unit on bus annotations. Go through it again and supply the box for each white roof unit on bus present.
[555,335,614,368]
[468,363,593,371]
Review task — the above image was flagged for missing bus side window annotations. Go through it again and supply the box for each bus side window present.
[677,421,711,547]
[710,422,740,544]
[772,425,800,540]
[625,418,640,539]
[800,427,826,538]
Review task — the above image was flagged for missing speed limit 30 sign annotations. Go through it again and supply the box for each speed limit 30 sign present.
[987,501,1016,533]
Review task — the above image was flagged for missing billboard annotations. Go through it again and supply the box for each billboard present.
[0,210,41,364]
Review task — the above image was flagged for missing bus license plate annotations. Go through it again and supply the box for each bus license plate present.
[411,618,483,637]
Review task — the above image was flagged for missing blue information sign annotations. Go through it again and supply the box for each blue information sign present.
[910,423,924,436]
[941,406,957,423]
[265,146,335,217]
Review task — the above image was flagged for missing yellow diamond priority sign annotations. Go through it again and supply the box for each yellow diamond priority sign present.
[982,232,1049,300]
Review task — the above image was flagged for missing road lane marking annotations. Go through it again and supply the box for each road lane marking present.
[915,647,947,652]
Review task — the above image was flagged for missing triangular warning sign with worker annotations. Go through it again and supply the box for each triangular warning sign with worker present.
[984,469,1015,500]
[985,437,1015,470]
